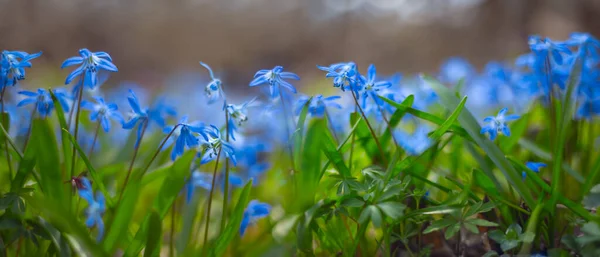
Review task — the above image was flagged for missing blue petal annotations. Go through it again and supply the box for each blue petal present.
[61,56,84,68]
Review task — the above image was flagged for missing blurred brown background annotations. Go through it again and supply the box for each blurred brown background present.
[1,0,599,91]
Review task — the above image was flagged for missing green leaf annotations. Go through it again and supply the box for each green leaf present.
[209,181,252,257]
[379,96,472,141]
[143,211,162,257]
[123,151,195,257]
[298,119,327,205]
[293,96,312,168]
[423,219,454,234]
[321,128,351,178]
[359,205,382,228]
[103,180,142,254]
[0,112,9,145]
[380,95,414,149]
[429,96,467,141]
[340,197,364,208]
[50,90,72,174]
[518,138,584,183]
[444,223,461,239]
[464,222,480,235]
[10,144,37,192]
[62,128,112,207]
[36,217,72,257]
[423,75,535,208]
[467,219,498,227]
[377,201,405,220]
[31,119,65,202]
[296,199,335,252]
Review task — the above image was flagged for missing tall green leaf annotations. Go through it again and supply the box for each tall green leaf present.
[103,180,142,254]
[293,96,312,167]
[423,75,535,208]
[123,151,195,257]
[10,143,37,192]
[209,181,252,257]
[143,211,162,257]
[31,119,65,202]
[50,90,72,172]
[429,96,467,141]
[380,95,414,149]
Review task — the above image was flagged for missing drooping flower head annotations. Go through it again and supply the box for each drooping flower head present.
[200,62,226,105]
[250,66,300,97]
[164,116,207,160]
[123,89,149,147]
[0,50,42,88]
[199,125,236,166]
[81,96,124,132]
[17,88,58,118]
[295,94,342,118]
[226,97,258,140]
[240,200,271,236]
[61,49,118,89]
[317,62,359,92]
[522,162,547,179]
[77,177,106,242]
[480,108,520,140]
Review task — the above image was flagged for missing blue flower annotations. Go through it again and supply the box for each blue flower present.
[77,177,106,242]
[61,49,118,89]
[52,88,73,113]
[200,62,226,104]
[240,200,271,236]
[147,97,178,128]
[522,162,547,179]
[226,97,258,140]
[528,36,571,65]
[16,89,56,118]
[359,64,392,108]
[123,89,149,147]
[295,94,342,118]
[393,125,432,156]
[250,66,300,97]
[317,62,359,92]
[81,97,124,132]
[480,108,520,140]
[164,116,206,160]
[199,125,236,166]
[1,50,42,87]
[439,57,475,84]
[565,32,600,58]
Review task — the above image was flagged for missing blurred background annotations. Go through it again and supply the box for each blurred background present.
[1,0,600,94]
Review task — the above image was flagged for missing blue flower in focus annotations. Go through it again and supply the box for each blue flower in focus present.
[164,116,206,160]
[522,162,547,179]
[295,94,342,118]
[480,108,520,140]
[200,62,226,104]
[81,97,124,132]
[1,51,42,87]
[77,177,106,242]
[17,89,57,118]
[317,62,359,92]
[240,200,271,236]
[123,89,149,147]
[61,49,118,89]
[226,97,258,140]
[359,64,392,108]
[199,125,236,166]
[250,66,300,97]
[393,125,432,156]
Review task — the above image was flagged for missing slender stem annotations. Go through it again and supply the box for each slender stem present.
[1,86,13,179]
[170,199,177,257]
[277,85,296,171]
[0,121,23,159]
[374,96,399,146]
[15,236,23,257]
[119,120,148,203]
[349,105,357,172]
[87,121,102,161]
[324,107,340,144]
[70,84,84,203]
[220,111,230,233]
[342,216,356,247]
[350,90,387,165]
[202,147,222,256]
[137,124,180,180]
[21,104,37,151]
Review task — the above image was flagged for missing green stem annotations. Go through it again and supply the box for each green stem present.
[21,104,37,151]
[170,199,177,257]
[277,85,296,171]
[350,90,387,165]
[1,86,13,179]
[374,96,399,146]
[137,124,180,180]
[518,202,544,255]
[0,121,23,159]
[119,120,148,203]
[220,110,230,233]
[70,84,84,207]
[87,121,102,162]
[202,147,222,256]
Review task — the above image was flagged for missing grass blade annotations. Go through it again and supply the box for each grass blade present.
[209,181,252,257]
[143,210,162,257]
